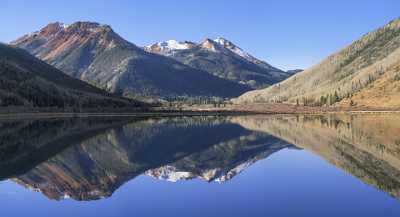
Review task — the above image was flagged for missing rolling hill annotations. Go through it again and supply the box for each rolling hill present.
[235,18,400,108]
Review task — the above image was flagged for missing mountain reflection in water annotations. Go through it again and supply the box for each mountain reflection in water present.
[1,114,400,202]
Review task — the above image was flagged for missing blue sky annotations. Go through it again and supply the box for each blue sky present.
[1,0,398,70]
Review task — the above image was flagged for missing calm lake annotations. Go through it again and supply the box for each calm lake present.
[1,114,400,216]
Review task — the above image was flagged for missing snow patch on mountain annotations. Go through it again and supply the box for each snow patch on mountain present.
[145,166,196,182]
[160,40,192,50]
[214,37,251,58]
[145,40,195,55]
[213,37,267,65]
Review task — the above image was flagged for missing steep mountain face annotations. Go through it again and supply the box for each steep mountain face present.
[13,22,250,100]
[235,18,400,108]
[0,43,142,110]
[146,37,290,89]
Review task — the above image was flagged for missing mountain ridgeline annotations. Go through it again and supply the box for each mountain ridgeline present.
[0,43,143,111]
[145,38,291,89]
[13,22,253,100]
[236,18,400,108]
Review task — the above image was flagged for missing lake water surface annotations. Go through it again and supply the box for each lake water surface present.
[1,114,400,216]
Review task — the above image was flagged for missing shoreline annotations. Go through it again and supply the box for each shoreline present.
[178,103,400,114]
[0,103,399,119]
[0,111,253,120]
[0,109,399,120]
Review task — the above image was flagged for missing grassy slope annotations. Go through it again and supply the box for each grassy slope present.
[236,18,400,108]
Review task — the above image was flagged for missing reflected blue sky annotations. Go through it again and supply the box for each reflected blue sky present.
[2,149,399,217]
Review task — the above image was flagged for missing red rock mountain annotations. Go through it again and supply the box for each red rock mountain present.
[13,22,250,100]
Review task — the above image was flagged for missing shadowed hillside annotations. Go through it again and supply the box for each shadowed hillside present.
[0,116,139,179]
[0,43,144,111]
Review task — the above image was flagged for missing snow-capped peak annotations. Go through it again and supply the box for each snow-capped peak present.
[213,37,253,60]
[50,22,69,29]
[145,40,195,55]
[61,23,70,29]
[214,37,232,46]
[160,40,193,50]
[200,38,220,52]
[212,37,275,69]
[47,22,70,31]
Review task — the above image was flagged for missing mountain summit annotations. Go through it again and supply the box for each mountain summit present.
[146,37,291,89]
[213,37,276,69]
[13,22,250,100]
[144,40,196,55]
[13,22,133,78]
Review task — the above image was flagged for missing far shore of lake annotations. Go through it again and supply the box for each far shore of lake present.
[0,103,399,119]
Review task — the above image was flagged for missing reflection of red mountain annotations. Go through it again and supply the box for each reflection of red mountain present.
[13,117,288,201]
[11,115,400,201]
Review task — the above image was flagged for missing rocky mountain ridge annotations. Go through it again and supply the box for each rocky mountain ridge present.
[13,22,251,100]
